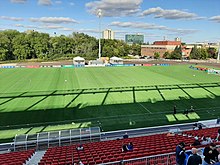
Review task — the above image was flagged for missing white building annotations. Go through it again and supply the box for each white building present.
[102,29,115,40]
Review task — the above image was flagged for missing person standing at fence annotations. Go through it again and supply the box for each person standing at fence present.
[176,142,186,165]
[123,132,129,139]
[186,148,202,165]
[203,143,218,165]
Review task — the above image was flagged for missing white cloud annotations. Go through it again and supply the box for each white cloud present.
[0,16,24,21]
[29,17,78,24]
[10,0,27,4]
[210,16,220,23]
[111,21,166,30]
[38,0,52,6]
[141,7,203,20]
[86,0,143,17]
[42,25,64,29]
[15,24,38,29]
[110,21,198,35]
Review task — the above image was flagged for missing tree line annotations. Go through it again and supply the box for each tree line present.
[0,30,141,61]
[155,45,218,60]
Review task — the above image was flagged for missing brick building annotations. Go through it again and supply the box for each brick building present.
[141,40,191,58]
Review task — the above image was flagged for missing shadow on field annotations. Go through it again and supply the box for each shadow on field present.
[0,81,220,106]
[0,94,220,130]
[0,81,220,131]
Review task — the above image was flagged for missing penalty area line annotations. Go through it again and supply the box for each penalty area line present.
[138,102,152,114]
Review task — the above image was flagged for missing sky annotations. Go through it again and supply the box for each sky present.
[0,0,220,43]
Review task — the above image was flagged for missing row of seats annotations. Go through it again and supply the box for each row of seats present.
[183,126,220,140]
[0,149,35,165]
[39,132,195,165]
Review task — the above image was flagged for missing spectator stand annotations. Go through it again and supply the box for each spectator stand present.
[100,147,207,165]
[13,127,101,151]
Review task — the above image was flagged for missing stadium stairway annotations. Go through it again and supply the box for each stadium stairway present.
[26,150,46,165]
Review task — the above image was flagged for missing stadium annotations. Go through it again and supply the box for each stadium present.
[1,0,220,165]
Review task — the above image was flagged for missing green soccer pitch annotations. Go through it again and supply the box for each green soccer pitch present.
[0,64,220,142]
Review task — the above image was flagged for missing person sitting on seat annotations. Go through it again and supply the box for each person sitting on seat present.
[201,137,209,145]
[122,144,128,152]
[191,136,201,146]
[167,132,175,137]
[126,142,133,151]
[78,160,84,165]
[76,144,84,151]
[207,136,213,144]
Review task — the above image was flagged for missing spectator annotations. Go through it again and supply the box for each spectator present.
[198,124,202,130]
[207,136,213,144]
[203,143,218,165]
[76,160,84,165]
[126,142,133,151]
[167,132,175,137]
[187,148,202,165]
[201,137,209,145]
[216,128,220,141]
[122,144,128,152]
[76,144,84,151]
[176,142,186,165]
[191,137,201,146]
[79,161,84,165]
[193,123,198,130]
[123,132,129,139]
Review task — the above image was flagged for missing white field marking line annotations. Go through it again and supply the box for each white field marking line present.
[137,102,152,114]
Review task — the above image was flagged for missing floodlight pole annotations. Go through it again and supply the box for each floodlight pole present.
[217,42,220,63]
[97,9,102,60]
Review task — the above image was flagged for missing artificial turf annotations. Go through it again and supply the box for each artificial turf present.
[0,64,220,141]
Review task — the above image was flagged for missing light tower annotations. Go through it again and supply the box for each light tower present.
[217,42,220,63]
[97,9,102,60]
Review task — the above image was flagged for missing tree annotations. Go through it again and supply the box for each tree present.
[0,32,10,61]
[163,51,170,59]
[200,48,208,60]
[12,33,31,60]
[190,45,200,59]
[26,31,50,59]
[154,52,160,59]
[0,29,143,61]
[207,47,217,59]
[170,46,182,59]
[2,30,20,60]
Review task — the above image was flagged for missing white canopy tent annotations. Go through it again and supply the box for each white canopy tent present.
[73,56,85,66]
[110,56,123,64]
